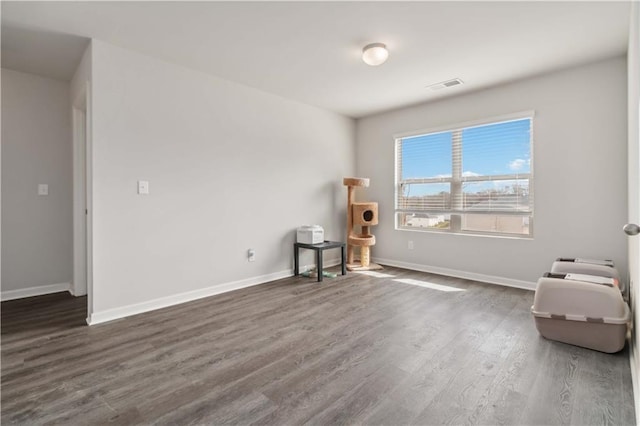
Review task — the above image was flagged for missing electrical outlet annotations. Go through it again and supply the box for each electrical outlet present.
[248,249,256,262]
[137,180,149,195]
[408,240,414,250]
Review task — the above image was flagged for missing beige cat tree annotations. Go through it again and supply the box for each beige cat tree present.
[343,177,383,271]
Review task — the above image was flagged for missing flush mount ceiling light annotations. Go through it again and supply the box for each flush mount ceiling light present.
[362,43,389,66]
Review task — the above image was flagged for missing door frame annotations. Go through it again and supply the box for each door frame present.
[628,0,640,417]
[72,82,93,323]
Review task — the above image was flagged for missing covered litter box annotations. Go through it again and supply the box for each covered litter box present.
[551,258,620,281]
[531,273,630,353]
[550,257,625,297]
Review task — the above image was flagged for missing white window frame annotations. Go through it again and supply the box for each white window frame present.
[394,111,535,238]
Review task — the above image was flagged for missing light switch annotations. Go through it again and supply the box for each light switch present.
[137,180,149,195]
[38,184,49,196]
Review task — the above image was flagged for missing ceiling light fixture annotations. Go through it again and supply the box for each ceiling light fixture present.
[362,43,389,66]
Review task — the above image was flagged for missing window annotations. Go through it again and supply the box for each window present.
[395,113,533,237]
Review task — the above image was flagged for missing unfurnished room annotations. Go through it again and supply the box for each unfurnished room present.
[1,1,640,425]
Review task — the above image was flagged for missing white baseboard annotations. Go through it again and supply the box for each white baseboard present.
[372,257,536,291]
[88,259,342,325]
[1,282,71,301]
[69,288,88,297]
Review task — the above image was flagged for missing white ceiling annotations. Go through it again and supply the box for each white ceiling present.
[1,1,631,118]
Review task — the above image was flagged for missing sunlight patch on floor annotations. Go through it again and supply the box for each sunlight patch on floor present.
[354,271,397,278]
[393,278,466,292]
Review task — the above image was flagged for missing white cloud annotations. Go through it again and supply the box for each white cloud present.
[508,158,529,171]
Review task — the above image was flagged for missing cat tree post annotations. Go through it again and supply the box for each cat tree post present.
[343,177,383,271]
[345,181,357,264]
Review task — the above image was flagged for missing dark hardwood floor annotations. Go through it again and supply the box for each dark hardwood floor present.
[1,266,635,425]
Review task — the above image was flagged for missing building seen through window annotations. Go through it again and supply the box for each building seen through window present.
[395,114,533,237]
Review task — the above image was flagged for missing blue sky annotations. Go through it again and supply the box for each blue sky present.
[400,119,531,196]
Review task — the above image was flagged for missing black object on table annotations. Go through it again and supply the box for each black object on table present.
[294,240,347,282]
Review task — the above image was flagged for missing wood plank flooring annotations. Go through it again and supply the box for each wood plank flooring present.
[1,266,635,425]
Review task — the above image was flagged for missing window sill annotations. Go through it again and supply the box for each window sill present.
[395,226,534,240]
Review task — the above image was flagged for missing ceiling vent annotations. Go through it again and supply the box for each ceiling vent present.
[426,78,464,91]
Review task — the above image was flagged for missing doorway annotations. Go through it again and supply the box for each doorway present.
[72,83,92,323]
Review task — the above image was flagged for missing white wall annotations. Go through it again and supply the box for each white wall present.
[356,57,628,287]
[89,40,355,322]
[71,43,91,107]
[1,69,73,297]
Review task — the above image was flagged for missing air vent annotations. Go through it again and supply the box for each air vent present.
[426,78,464,91]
